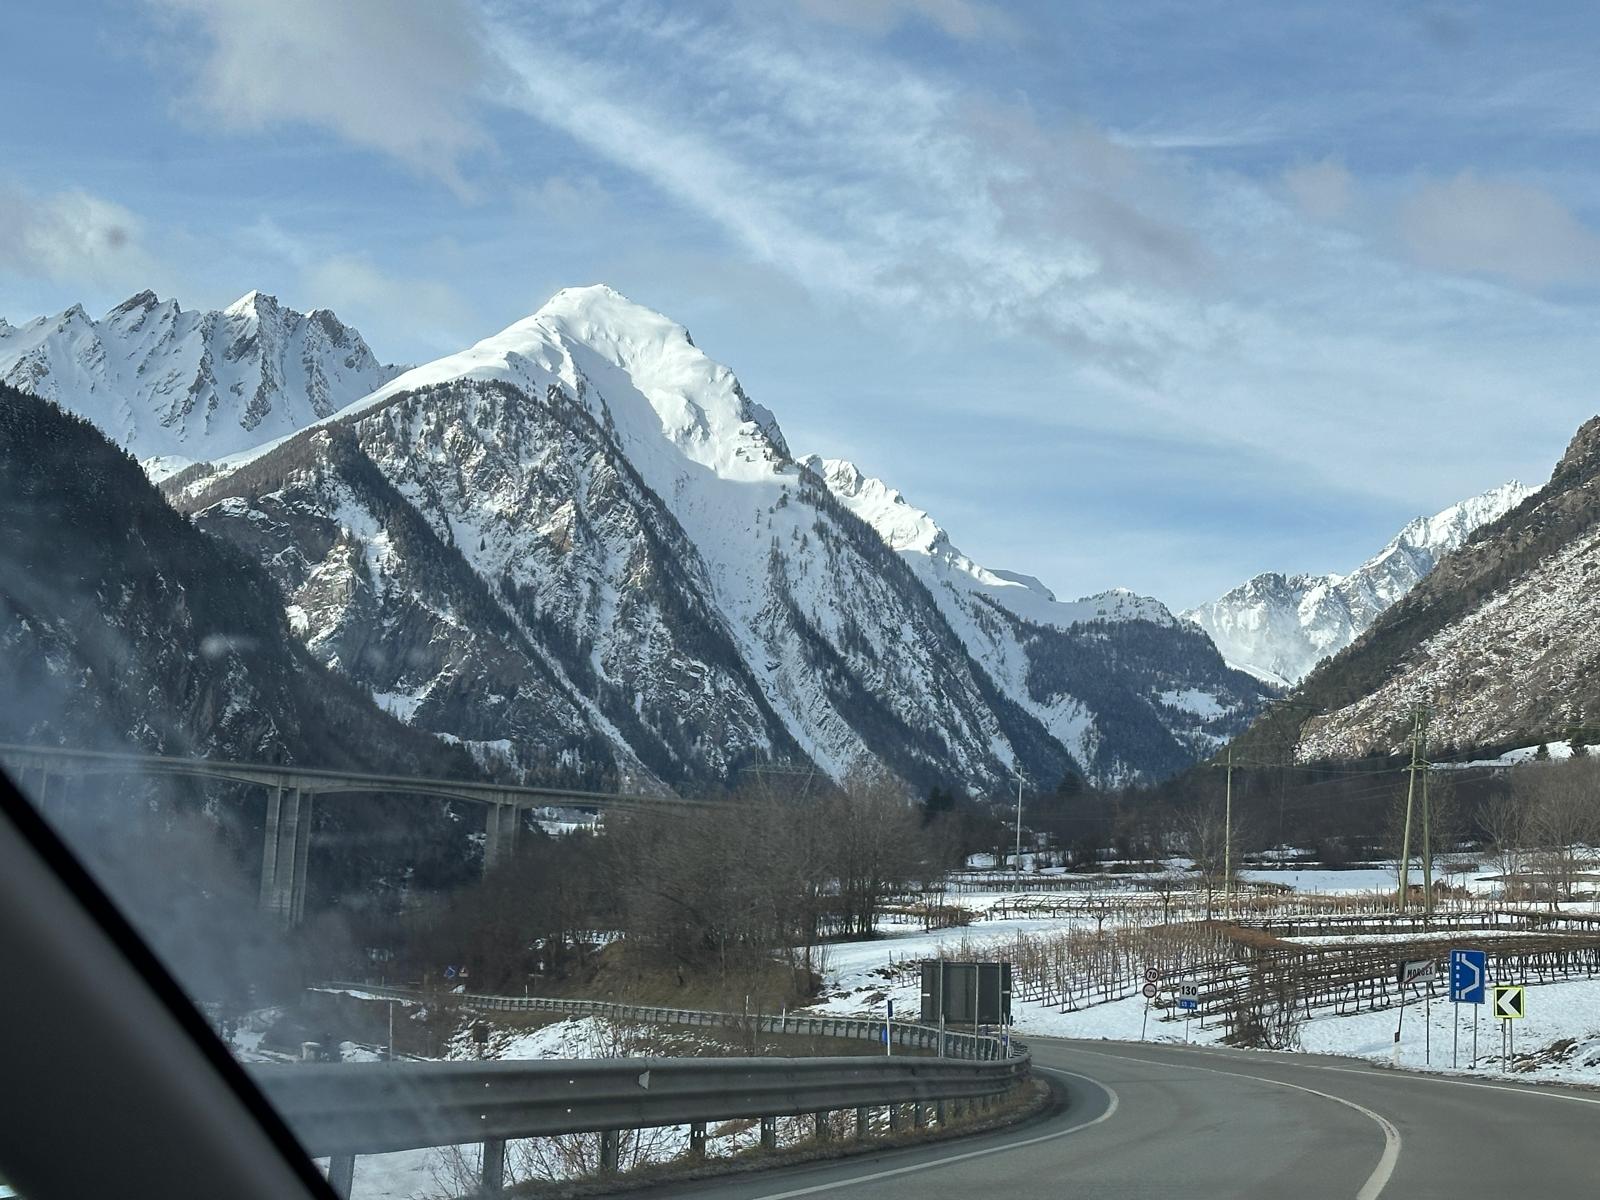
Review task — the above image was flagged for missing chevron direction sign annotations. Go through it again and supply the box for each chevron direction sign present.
[1492,984,1526,1020]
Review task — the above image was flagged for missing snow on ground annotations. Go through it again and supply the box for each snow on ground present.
[1436,741,1577,769]
[1238,867,1398,893]
[1297,977,1600,1083]
[808,875,1600,1093]
[1158,688,1225,719]
[309,1013,813,1196]
[313,1017,668,1198]
[1281,929,1554,947]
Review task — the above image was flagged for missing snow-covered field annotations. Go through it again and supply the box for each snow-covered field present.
[806,881,1600,1093]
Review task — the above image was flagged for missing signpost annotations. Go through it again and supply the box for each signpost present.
[1398,959,1435,987]
[1393,958,1437,1064]
[919,961,1012,1029]
[1178,983,1199,1042]
[1140,978,1158,1041]
[1450,949,1487,1068]
[884,999,893,1057]
[1493,984,1526,1019]
[1492,984,1525,1071]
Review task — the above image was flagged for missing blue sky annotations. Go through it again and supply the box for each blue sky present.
[5,1,1600,609]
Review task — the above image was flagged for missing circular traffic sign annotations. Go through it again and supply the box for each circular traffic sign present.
[1144,967,1159,983]
[1141,982,1158,999]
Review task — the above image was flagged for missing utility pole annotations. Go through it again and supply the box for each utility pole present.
[1223,745,1234,917]
[1397,708,1427,913]
[1420,724,1434,922]
[1013,770,1026,872]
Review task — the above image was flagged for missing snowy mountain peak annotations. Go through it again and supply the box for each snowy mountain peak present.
[338,284,791,485]
[1186,480,1536,686]
[0,290,400,475]
[109,289,161,317]
[225,288,276,315]
[802,455,947,556]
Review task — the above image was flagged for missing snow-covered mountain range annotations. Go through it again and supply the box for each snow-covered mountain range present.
[0,290,399,477]
[1184,482,1533,687]
[10,285,1269,791]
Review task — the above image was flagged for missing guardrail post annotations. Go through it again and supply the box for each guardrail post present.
[913,1103,927,1130]
[481,1137,506,1194]
[760,1116,777,1151]
[813,1110,831,1142]
[888,1104,905,1133]
[688,1122,706,1159]
[935,1099,947,1126]
[327,1154,355,1198]
[599,1129,620,1173]
[855,1107,869,1139]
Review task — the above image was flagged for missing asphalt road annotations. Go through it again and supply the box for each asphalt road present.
[633,1038,1600,1199]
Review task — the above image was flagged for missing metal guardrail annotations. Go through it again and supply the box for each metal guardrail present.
[275,983,1030,1195]
[250,1053,1028,1157]
[312,982,1019,1060]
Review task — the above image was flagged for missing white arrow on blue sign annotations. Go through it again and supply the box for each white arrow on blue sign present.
[1450,949,1487,1003]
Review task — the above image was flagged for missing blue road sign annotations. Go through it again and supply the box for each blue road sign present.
[1450,949,1487,1003]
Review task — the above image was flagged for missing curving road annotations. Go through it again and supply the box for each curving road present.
[633,1038,1600,1199]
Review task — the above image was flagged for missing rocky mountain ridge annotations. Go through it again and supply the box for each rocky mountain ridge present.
[1185,481,1533,686]
[15,284,1271,791]
[1268,419,1600,760]
[0,290,400,477]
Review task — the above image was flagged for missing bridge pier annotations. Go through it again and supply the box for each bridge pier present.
[259,786,314,926]
[483,802,520,873]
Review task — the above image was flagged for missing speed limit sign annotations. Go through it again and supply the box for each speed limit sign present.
[1144,966,1159,983]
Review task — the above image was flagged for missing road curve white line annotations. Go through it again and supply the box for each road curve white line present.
[1311,1063,1600,1105]
[744,1067,1119,1199]
[1071,1039,1600,1108]
[1063,1045,1400,1200]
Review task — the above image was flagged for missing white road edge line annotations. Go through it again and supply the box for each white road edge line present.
[1065,1045,1400,1200]
[1079,1039,1600,1107]
[743,1068,1120,1199]
[1311,1063,1600,1104]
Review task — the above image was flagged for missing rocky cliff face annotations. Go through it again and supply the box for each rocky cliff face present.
[0,383,473,772]
[0,383,483,900]
[172,285,1077,793]
[804,456,1266,781]
[1279,420,1600,759]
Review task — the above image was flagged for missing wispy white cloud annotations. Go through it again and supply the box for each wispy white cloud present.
[0,182,159,290]
[791,0,1018,41]
[145,0,495,192]
[1398,170,1600,287]
[489,6,1216,374]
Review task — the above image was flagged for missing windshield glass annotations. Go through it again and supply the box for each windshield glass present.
[6,4,1600,1199]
